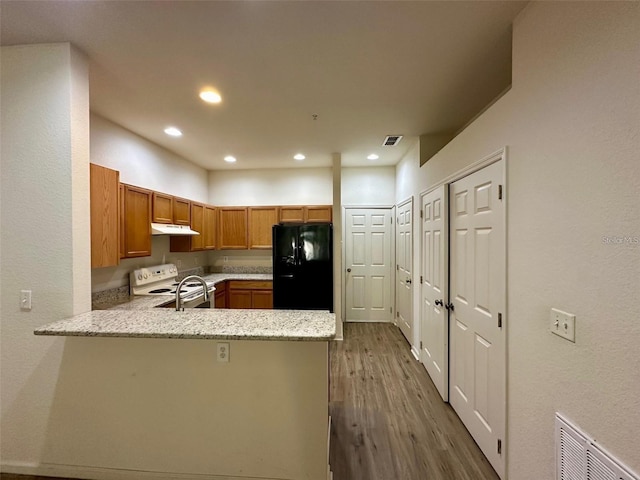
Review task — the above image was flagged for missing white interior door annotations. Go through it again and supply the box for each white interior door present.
[395,199,413,343]
[449,159,506,478]
[420,186,448,401]
[345,208,392,322]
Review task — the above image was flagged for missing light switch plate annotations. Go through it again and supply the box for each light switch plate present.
[20,290,32,311]
[550,308,575,342]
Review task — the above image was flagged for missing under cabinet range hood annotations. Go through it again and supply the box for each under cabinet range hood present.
[151,223,200,236]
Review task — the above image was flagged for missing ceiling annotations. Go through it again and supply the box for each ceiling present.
[1,1,527,170]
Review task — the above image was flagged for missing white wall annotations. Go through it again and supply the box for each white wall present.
[90,114,210,291]
[0,43,91,469]
[91,114,208,203]
[341,166,396,206]
[208,167,333,206]
[395,3,640,478]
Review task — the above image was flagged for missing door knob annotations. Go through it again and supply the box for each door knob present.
[406,279,412,284]
[347,268,352,273]
[435,299,443,307]
[445,302,454,311]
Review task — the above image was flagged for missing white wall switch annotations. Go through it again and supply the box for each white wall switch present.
[550,308,575,342]
[20,290,32,311]
[216,342,230,363]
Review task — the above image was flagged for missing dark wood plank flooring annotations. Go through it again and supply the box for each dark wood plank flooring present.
[329,322,498,480]
[1,323,497,480]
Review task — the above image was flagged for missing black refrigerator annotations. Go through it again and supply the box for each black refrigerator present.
[273,223,333,311]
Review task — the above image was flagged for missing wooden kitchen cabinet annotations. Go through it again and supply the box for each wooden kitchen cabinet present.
[170,202,214,252]
[218,207,248,249]
[305,205,332,223]
[227,280,273,309]
[279,205,332,224]
[122,184,152,258]
[153,192,191,226]
[152,191,173,224]
[90,164,120,268]
[279,206,305,223]
[214,281,226,308]
[173,197,191,225]
[249,207,279,249]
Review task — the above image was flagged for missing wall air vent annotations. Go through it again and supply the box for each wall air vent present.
[383,135,403,146]
[556,413,638,480]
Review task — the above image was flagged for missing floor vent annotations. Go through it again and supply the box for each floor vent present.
[383,135,403,146]
[556,413,638,480]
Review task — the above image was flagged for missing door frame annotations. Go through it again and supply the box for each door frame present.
[417,146,508,477]
[341,205,396,324]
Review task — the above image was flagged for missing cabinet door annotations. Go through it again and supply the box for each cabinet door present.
[152,192,173,224]
[280,206,304,223]
[228,289,252,309]
[214,281,227,308]
[252,290,273,309]
[123,184,152,258]
[249,207,279,249]
[119,184,125,259]
[90,164,120,268]
[174,197,191,225]
[219,207,248,249]
[190,203,205,250]
[305,205,332,223]
[203,205,217,250]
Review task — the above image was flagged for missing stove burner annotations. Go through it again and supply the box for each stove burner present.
[170,289,188,294]
[148,288,172,294]
[186,283,204,287]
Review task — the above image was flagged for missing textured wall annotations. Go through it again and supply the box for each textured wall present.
[0,43,90,468]
[395,2,640,477]
[208,167,333,206]
[341,166,396,206]
[90,114,209,203]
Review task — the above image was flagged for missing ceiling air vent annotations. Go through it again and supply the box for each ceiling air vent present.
[383,135,403,146]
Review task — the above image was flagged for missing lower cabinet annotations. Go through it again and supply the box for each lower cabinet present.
[214,281,227,308]
[224,280,273,309]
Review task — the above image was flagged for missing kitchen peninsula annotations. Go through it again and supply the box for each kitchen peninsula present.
[33,280,335,480]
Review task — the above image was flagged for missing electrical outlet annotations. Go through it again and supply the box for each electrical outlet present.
[217,342,230,363]
[550,308,575,342]
[223,256,228,263]
[177,259,182,268]
[20,290,32,310]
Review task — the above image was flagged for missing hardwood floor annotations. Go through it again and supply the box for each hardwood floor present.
[329,322,498,480]
[1,323,497,480]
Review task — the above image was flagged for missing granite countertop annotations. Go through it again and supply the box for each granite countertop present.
[35,272,337,341]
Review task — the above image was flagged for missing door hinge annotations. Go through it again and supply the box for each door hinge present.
[498,312,503,328]
[497,439,502,455]
[420,340,423,350]
[420,275,423,284]
[396,264,399,271]
[498,184,503,200]
[420,210,423,219]
[396,311,399,318]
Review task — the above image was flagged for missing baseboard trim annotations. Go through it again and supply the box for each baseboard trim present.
[0,461,290,480]
[410,346,420,361]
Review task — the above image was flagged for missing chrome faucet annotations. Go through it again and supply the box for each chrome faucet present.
[175,275,210,311]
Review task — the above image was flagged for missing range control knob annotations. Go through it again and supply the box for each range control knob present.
[137,274,142,280]
[144,274,148,279]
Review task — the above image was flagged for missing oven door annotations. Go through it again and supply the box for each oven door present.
[156,287,216,309]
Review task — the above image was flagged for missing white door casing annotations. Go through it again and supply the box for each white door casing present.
[449,159,506,478]
[395,198,413,343]
[420,185,449,401]
[345,208,393,322]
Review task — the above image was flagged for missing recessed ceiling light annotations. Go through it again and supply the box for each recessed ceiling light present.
[164,126,182,137]
[224,156,237,163]
[367,154,379,160]
[199,89,222,104]
[294,153,305,161]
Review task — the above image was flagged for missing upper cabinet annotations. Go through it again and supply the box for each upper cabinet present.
[90,164,120,268]
[122,183,152,258]
[153,192,191,225]
[279,205,332,224]
[170,202,217,252]
[249,207,279,249]
[218,207,248,249]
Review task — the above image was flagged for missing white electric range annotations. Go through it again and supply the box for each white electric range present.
[129,263,215,308]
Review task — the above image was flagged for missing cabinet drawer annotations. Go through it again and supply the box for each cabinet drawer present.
[227,280,273,290]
